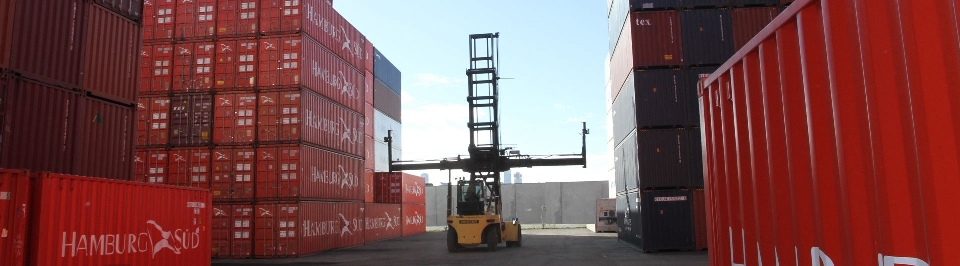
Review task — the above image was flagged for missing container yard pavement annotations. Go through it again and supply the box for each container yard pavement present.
[213,228,707,265]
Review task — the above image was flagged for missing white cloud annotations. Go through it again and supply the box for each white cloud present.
[412,73,462,89]
[401,90,414,105]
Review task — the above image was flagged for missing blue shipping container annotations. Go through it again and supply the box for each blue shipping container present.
[373,47,401,96]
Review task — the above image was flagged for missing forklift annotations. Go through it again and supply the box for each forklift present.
[385,33,588,252]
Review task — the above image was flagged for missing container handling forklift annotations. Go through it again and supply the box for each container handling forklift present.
[384,33,589,252]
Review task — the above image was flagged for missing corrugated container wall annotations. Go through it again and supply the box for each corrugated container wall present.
[252,202,364,258]
[143,0,175,41]
[0,77,80,174]
[91,0,144,22]
[609,17,633,100]
[692,188,707,250]
[0,169,29,266]
[617,192,638,244]
[0,0,14,69]
[610,72,635,145]
[212,203,253,259]
[73,97,136,180]
[214,92,257,145]
[172,41,216,92]
[373,79,401,122]
[613,130,639,194]
[731,0,780,7]
[134,148,168,183]
[402,204,426,236]
[699,0,960,265]
[257,35,365,113]
[373,109,402,146]
[265,0,367,72]
[637,190,695,252]
[211,146,254,200]
[256,89,364,157]
[215,0,258,37]
[169,93,214,146]
[631,0,680,11]
[254,144,363,201]
[731,7,778,52]
[169,146,212,188]
[373,172,425,204]
[372,47,401,96]
[681,0,727,8]
[137,96,170,146]
[637,129,702,189]
[140,43,174,94]
[10,0,86,88]
[214,38,257,90]
[374,140,402,173]
[633,69,691,128]
[680,9,734,66]
[29,173,211,265]
[607,0,629,52]
[175,0,217,40]
[364,203,402,243]
[630,11,683,68]
[82,3,141,104]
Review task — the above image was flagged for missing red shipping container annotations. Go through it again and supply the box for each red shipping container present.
[630,10,683,68]
[216,0,259,37]
[731,7,779,52]
[364,103,374,137]
[175,0,217,40]
[215,38,259,89]
[143,0,176,41]
[172,41,216,92]
[214,92,257,145]
[0,169,30,266]
[364,41,373,73]
[363,203,401,243]
[29,172,211,265]
[258,35,364,113]
[81,3,141,104]
[699,0,960,265]
[140,42,174,94]
[261,0,368,71]
[0,77,80,174]
[363,168,374,203]
[211,147,256,201]
[212,203,253,259]
[374,172,425,204]
[255,144,363,201]
[692,188,706,250]
[170,93,214,146]
[137,96,171,146]
[168,147,211,188]
[609,18,632,101]
[0,0,14,69]
[9,0,86,88]
[134,148,168,184]
[401,204,425,237]
[253,201,364,258]
[364,71,373,105]
[73,97,136,181]
[91,0,144,22]
[256,89,364,156]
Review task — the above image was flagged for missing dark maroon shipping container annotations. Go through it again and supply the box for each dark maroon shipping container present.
[638,189,695,252]
[731,7,778,51]
[629,0,679,11]
[73,96,136,181]
[633,69,691,128]
[82,3,142,104]
[169,93,214,146]
[630,11,683,68]
[682,66,718,127]
[0,0,14,69]
[143,0,176,41]
[636,128,702,189]
[680,0,727,8]
[10,0,86,88]
[731,0,779,7]
[614,130,639,194]
[0,76,80,174]
[175,0,217,40]
[680,9,734,66]
[373,78,401,122]
[91,0,144,22]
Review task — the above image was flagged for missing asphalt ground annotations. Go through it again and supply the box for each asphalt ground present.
[213,228,708,266]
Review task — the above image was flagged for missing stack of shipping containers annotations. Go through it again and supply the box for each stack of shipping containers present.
[0,1,140,180]
[607,0,782,252]
[135,0,375,258]
[373,172,427,238]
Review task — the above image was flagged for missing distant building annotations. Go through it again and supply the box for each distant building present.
[514,172,522,184]
[420,173,429,184]
[502,170,512,184]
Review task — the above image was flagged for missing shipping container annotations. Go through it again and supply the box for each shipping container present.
[373,109,401,146]
[613,130,639,194]
[212,203,254,259]
[631,11,683,68]
[134,148,168,183]
[692,188,706,250]
[0,169,29,266]
[81,3,141,104]
[364,103,374,137]
[633,69,692,128]
[731,0,779,7]
[0,0,15,69]
[143,0,176,41]
[10,0,86,88]
[636,129,702,189]
[168,146,212,188]
[373,140,402,172]
[611,72,635,145]
[364,203,402,243]
[258,35,365,113]
[363,168,374,203]
[216,0,259,37]
[372,48,401,96]
[0,77,79,174]
[640,190,695,252]
[373,78,401,122]
[140,42,174,94]
[256,89,364,156]
[596,198,617,232]
[699,1,960,265]
[214,38,259,89]
[401,204,426,236]
[680,0,727,8]
[731,7,778,51]
[364,71,374,105]
[175,0,217,40]
[680,9,734,66]
[255,144,363,201]
[616,192,637,245]
[261,0,367,72]
[214,92,257,145]
[373,172,425,204]
[364,41,374,73]
[173,41,216,92]
[169,93,214,145]
[137,96,171,146]
[211,146,255,200]
[92,0,144,22]
[73,97,136,181]
[29,172,211,265]
[630,0,680,11]
[607,0,629,52]
[609,18,633,99]
[682,66,718,127]
[253,201,364,258]
[364,134,375,169]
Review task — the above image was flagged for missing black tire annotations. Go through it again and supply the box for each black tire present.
[515,226,522,247]
[486,228,499,252]
[447,229,459,253]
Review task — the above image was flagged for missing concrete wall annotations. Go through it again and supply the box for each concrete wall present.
[425,181,609,226]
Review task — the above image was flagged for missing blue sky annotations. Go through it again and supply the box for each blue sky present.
[335,1,612,187]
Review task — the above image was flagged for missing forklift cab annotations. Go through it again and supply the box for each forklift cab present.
[457,179,486,215]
